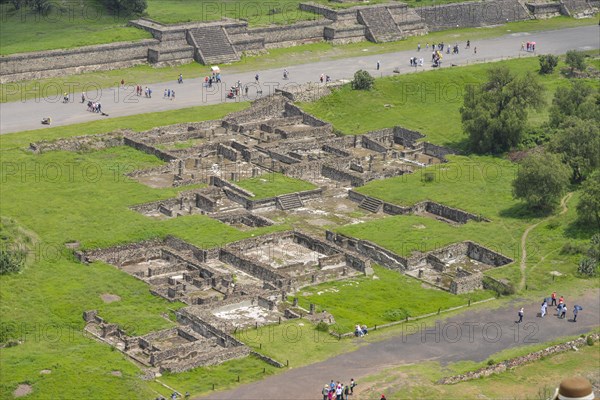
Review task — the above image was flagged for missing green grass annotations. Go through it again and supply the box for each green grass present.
[0,2,150,55]
[297,265,494,332]
[146,0,320,25]
[233,319,354,367]
[235,172,317,199]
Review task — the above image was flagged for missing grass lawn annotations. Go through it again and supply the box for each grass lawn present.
[296,265,494,333]
[2,17,595,103]
[235,172,317,199]
[0,2,150,55]
[359,339,600,399]
[233,319,355,367]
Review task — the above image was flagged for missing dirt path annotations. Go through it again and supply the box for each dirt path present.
[518,192,573,291]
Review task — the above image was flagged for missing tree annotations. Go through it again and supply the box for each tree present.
[461,66,545,154]
[0,248,24,275]
[565,50,586,73]
[577,170,600,229]
[512,152,571,212]
[101,0,147,16]
[549,80,600,128]
[578,234,600,277]
[538,54,558,74]
[27,0,50,13]
[548,118,600,183]
[351,70,374,90]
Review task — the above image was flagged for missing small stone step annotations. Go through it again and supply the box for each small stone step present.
[359,197,383,213]
[277,194,303,210]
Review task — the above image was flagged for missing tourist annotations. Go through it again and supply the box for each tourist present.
[551,291,557,306]
[322,384,330,400]
[521,41,525,51]
[336,384,343,400]
[541,300,547,317]
[343,384,350,400]
[474,46,477,54]
[245,86,249,96]
[81,92,85,103]
[255,73,259,83]
[426,42,429,49]
[355,324,364,337]
[164,89,168,98]
[559,295,564,305]
[350,378,356,394]
[171,90,175,101]
[573,306,579,322]
[560,304,568,319]
[376,60,380,70]
[417,42,421,51]
[320,74,324,83]
[361,325,368,335]
[178,73,183,84]
[517,307,524,323]
[381,395,387,400]
[283,69,288,79]
[466,39,470,48]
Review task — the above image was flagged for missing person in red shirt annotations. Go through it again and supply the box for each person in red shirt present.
[551,292,557,306]
[559,296,564,305]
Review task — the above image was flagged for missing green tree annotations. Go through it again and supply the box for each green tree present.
[512,152,571,212]
[27,0,50,13]
[548,118,600,182]
[352,70,374,90]
[538,54,558,74]
[102,0,147,16]
[578,234,600,277]
[577,170,600,229]
[549,80,600,128]
[461,66,545,154]
[565,50,586,73]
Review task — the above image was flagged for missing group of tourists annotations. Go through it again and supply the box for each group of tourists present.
[320,74,332,83]
[521,41,536,52]
[321,379,357,400]
[518,292,582,323]
[410,57,424,67]
[163,88,176,100]
[204,72,222,88]
[354,324,368,337]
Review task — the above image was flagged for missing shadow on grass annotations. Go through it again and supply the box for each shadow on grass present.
[563,219,599,240]
[498,202,551,220]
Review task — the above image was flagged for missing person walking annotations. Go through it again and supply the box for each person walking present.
[573,306,578,322]
[350,379,356,394]
[551,292,557,306]
[322,385,329,400]
[255,73,259,83]
[517,307,524,323]
[376,60,380,70]
[417,43,421,51]
[541,301,547,318]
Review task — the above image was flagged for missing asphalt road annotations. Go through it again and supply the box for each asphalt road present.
[1,25,598,135]
[201,289,600,400]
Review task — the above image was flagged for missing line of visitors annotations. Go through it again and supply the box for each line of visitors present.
[519,292,582,323]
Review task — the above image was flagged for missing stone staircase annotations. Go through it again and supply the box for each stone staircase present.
[189,25,240,65]
[357,7,404,43]
[277,194,304,210]
[389,6,428,37]
[359,197,383,213]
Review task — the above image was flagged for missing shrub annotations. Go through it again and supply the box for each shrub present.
[383,308,410,321]
[316,321,329,332]
[560,242,585,255]
[482,276,515,296]
[586,335,594,346]
[487,359,496,366]
[539,54,559,74]
[423,172,435,183]
[0,248,24,275]
[352,70,375,90]
[578,257,599,277]
[546,220,561,230]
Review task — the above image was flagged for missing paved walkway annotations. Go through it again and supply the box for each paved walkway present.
[201,289,600,399]
[1,25,598,135]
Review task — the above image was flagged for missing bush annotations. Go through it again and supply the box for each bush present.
[482,276,515,296]
[487,359,496,366]
[586,335,595,346]
[383,308,410,321]
[578,257,599,277]
[560,242,585,255]
[315,321,329,332]
[0,248,24,275]
[539,54,559,74]
[546,220,561,230]
[352,70,375,90]
[422,172,435,182]
[565,50,586,73]
[101,0,147,16]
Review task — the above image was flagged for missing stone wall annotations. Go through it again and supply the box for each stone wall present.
[438,334,600,384]
[415,0,531,31]
[244,20,331,48]
[466,241,512,266]
[393,127,426,146]
[219,249,286,286]
[80,239,162,266]
[0,39,157,83]
[449,271,483,294]
[29,132,126,153]
[123,137,178,162]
